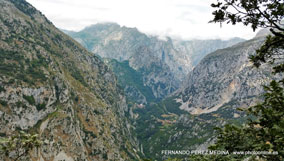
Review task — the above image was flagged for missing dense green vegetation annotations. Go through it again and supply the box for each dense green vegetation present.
[106,59,156,102]
[138,104,250,160]
[196,0,284,160]
[36,103,46,111]
[134,96,239,159]
[211,0,284,71]
[0,86,5,93]
[23,95,35,105]
[203,81,284,161]
[0,100,7,107]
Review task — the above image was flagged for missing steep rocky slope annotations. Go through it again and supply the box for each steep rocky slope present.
[0,0,140,160]
[176,37,274,115]
[65,24,244,103]
[173,38,245,66]
[134,35,280,159]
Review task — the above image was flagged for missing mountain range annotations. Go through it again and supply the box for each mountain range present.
[64,23,277,159]
[64,23,244,104]
[0,0,277,160]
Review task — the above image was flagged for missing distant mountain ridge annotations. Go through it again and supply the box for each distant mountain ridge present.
[64,23,245,103]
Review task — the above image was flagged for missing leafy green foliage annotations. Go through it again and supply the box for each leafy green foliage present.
[208,1,284,160]
[0,86,5,93]
[206,81,284,160]
[36,103,46,111]
[0,131,41,161]
[250,34,284,73]
[0,100,7,107]
[210,0,284,31]
[210,0,284,73]
[23,95,35,105]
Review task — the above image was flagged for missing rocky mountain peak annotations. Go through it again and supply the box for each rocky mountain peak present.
[64,23,245,103]
[0,0,141,160]
[254,28,271,38]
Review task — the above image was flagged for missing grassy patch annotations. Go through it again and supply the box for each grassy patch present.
[65,62,88,87]
[71,71,88,87]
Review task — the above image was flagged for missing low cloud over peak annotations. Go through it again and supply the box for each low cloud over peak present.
[26,0,257,40]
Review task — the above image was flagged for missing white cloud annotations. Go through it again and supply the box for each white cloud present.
[26,0,257,40]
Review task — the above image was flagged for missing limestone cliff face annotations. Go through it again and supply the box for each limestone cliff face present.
[66,24,244,103]
[172,38,245,66]
[176,37,275,115]
[0,0,140,160]
[128,46,178,100]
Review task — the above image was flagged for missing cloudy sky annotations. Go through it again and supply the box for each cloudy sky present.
[26,0,258,40]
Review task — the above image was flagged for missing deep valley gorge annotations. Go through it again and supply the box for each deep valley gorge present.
[0,0,283,160]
